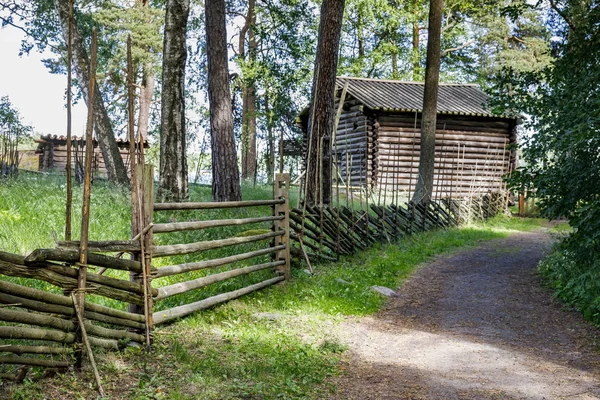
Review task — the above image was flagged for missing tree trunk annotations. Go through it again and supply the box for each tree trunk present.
[159,0,190,201]
[305,0,345,205]
[412,0,444,204]
[206,0,242,201]
[264,93,274,184]
[136,0,154,143]
[54,0,129,186]
[240,0,257,182]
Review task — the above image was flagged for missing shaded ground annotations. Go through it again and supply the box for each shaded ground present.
[332,229,600,400]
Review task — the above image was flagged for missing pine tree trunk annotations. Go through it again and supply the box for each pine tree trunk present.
[305,0,345,205]
[264,93,274,184]
[54,0,129,186]
[206,0,242,201]
[159,0,190,201]
[240,0,257,182]
[412,0,444,205]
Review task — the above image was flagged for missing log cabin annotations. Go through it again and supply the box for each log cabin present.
[35,134,148,178]
[298,77,518,199]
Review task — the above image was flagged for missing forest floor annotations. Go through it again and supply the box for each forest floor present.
[331,228,600,400]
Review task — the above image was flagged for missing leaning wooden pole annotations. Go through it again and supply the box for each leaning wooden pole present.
[76,27,97,369]
[72,293,105,397]
[65,0,73,241]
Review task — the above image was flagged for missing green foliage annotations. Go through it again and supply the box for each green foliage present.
[0,174,547,398]
[0,96,33,177]
[539,245,600,325]
[495,2,600,324]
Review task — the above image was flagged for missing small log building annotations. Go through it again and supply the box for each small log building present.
[35,134,148,178]
[299,77,518,198]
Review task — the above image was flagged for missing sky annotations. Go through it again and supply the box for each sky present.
[0,26,88,137]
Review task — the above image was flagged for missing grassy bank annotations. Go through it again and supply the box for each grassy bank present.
[0,174,547,399]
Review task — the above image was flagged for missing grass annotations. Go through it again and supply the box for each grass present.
[0,173,548,399]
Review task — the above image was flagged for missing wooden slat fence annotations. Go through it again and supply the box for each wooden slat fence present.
[150,173,291,325]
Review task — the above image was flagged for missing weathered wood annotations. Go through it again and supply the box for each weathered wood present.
[0,260,144,305]
[152,230,284,258]
[153,215,282,234]
[288,215,343,255]
[0,308,75,332]
[154,199,284,211]
[85,310,145,330]
[289,247,337,262]
[25,248,143,274]
[0,326,75,344]
[153,276,285,325]
[0,285,144,327]
[155,245,285,277]
[84,322,145,343]
[273,173,291,280]
[72,293,106,396]
[156,260,285,300]
[0,355,70,368]
[57,240,141,252]
[0,278,144,323]
[88,336,119,350]
[0,292,74,317]
[0,345,71,355]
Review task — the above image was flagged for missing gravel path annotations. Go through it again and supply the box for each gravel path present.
[332,229,600,400]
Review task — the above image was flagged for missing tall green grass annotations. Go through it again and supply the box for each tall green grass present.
[0,173,550,399]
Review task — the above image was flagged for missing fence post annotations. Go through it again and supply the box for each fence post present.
[143,165,154,331]
[273,173,291,280]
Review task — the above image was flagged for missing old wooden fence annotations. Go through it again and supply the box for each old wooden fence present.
[0,173,292,382]
[0,170,506,386]
[290,192,507,264]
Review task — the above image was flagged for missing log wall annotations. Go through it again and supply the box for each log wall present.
[35,137,144,178]
[332,106,517,198]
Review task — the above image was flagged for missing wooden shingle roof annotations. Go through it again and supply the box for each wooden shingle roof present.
[337,77,494,117]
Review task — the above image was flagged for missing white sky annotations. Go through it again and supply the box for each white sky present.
[0,26,88,137]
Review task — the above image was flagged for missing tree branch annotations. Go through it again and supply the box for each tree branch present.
[441,39,475,57]
[548,0,577,32]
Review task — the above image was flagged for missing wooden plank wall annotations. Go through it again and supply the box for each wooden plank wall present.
[333,99,374,188]
[39,143,131,178]
[334,106,515,198]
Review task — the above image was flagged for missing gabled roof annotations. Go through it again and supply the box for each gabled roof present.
[336,77,496,118]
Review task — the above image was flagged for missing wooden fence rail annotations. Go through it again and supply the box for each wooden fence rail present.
[149,173,292,326]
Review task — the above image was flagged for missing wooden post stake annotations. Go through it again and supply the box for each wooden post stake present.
[76,27,97,369]
[71,294,105,397]
[141,165,154,338]
[273,173,291,280]
[65,0,73,241]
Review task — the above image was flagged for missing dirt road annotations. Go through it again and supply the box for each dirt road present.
[332,229,600,400]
